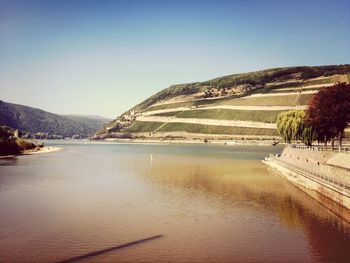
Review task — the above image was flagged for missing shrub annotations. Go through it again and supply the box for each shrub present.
[16,139,36,151]
[0,140,20,156]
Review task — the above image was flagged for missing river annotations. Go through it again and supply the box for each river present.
[0,142,349,262]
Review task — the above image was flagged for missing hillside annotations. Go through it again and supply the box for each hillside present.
[95,65,350,142]
[0,101,110,138]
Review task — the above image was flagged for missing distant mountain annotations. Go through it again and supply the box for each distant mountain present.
[0,100,111,138]
[63,114,112,121]
[94,64,350,140]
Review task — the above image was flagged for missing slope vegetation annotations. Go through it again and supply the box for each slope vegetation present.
[95,65,350,140]
[0,100,110,138]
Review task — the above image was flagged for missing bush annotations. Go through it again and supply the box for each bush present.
[0,140,20,156]
[16,139,36,151]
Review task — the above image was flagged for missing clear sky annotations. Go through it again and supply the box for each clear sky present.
[1,0,349,118]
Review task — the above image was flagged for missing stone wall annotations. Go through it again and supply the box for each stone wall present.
[280,147,350,184]
[266,160,350,223]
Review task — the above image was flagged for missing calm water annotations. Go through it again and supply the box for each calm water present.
[0,142,349,263]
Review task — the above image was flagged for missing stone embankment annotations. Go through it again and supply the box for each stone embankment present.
[264,145,350,222]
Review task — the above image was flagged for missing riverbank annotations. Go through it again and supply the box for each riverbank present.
[97,131,281,146]
[264,146,350,222]
[102,137,280,146]
[23,146,62,155]
[0,147,62,159]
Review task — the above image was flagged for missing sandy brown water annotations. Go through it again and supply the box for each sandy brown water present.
[0,142,349,263]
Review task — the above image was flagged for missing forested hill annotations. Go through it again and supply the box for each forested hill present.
[0,100,110,138]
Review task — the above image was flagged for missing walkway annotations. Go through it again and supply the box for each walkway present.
[269,156,350,195]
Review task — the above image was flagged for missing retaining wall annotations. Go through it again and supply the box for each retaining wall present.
[265,147,350,222]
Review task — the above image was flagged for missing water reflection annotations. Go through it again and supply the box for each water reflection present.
[0,143,349,262]
[277,194,350,263]
[142,155,304,210]
[0,157,18,166]
[141,154,350,262]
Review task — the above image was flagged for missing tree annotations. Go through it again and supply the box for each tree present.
[276,110,315,145]
[305,83,350,147]
[277,111,295,143]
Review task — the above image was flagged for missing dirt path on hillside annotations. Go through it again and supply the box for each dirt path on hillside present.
[136,116,277,129]
[273,83,334,92]
[246,90,317,98]
[142,105,307,116]
[152,88,319,106]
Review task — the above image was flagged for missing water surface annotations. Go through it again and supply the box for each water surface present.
[0,143,349,263]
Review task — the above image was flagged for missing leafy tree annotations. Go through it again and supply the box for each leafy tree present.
[0,126,19,156]
[277,110,316,145]
[301,127,317,147]
[305,83,350,147]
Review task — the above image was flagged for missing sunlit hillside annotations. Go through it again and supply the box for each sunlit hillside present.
[95,65,350,141]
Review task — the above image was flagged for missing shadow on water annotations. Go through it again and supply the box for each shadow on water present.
[0,157,18,166]
[55,235,163,263]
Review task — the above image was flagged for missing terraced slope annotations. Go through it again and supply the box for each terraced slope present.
[94,65,350,140]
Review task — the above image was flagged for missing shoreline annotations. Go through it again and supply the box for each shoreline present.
[0,146,62,159]
[264,147,350,223]
[101,138,281,146]
[265,159,350,224]
[22,146,63,155]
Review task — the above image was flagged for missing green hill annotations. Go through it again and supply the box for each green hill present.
[0,100,111,138]
[95,65,350,141]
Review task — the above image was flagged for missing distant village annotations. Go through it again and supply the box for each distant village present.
[105,110,139,132]
[15,130,86,140]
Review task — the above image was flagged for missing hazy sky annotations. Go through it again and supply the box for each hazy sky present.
[1,0,349,118]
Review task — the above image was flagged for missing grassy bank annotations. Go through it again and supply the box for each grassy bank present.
[142,93,313,113]
[153,111,183,116]
[126,121,164,132]
[176,109,281,123]
[157,122,278,136]
[218,94,313,107]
